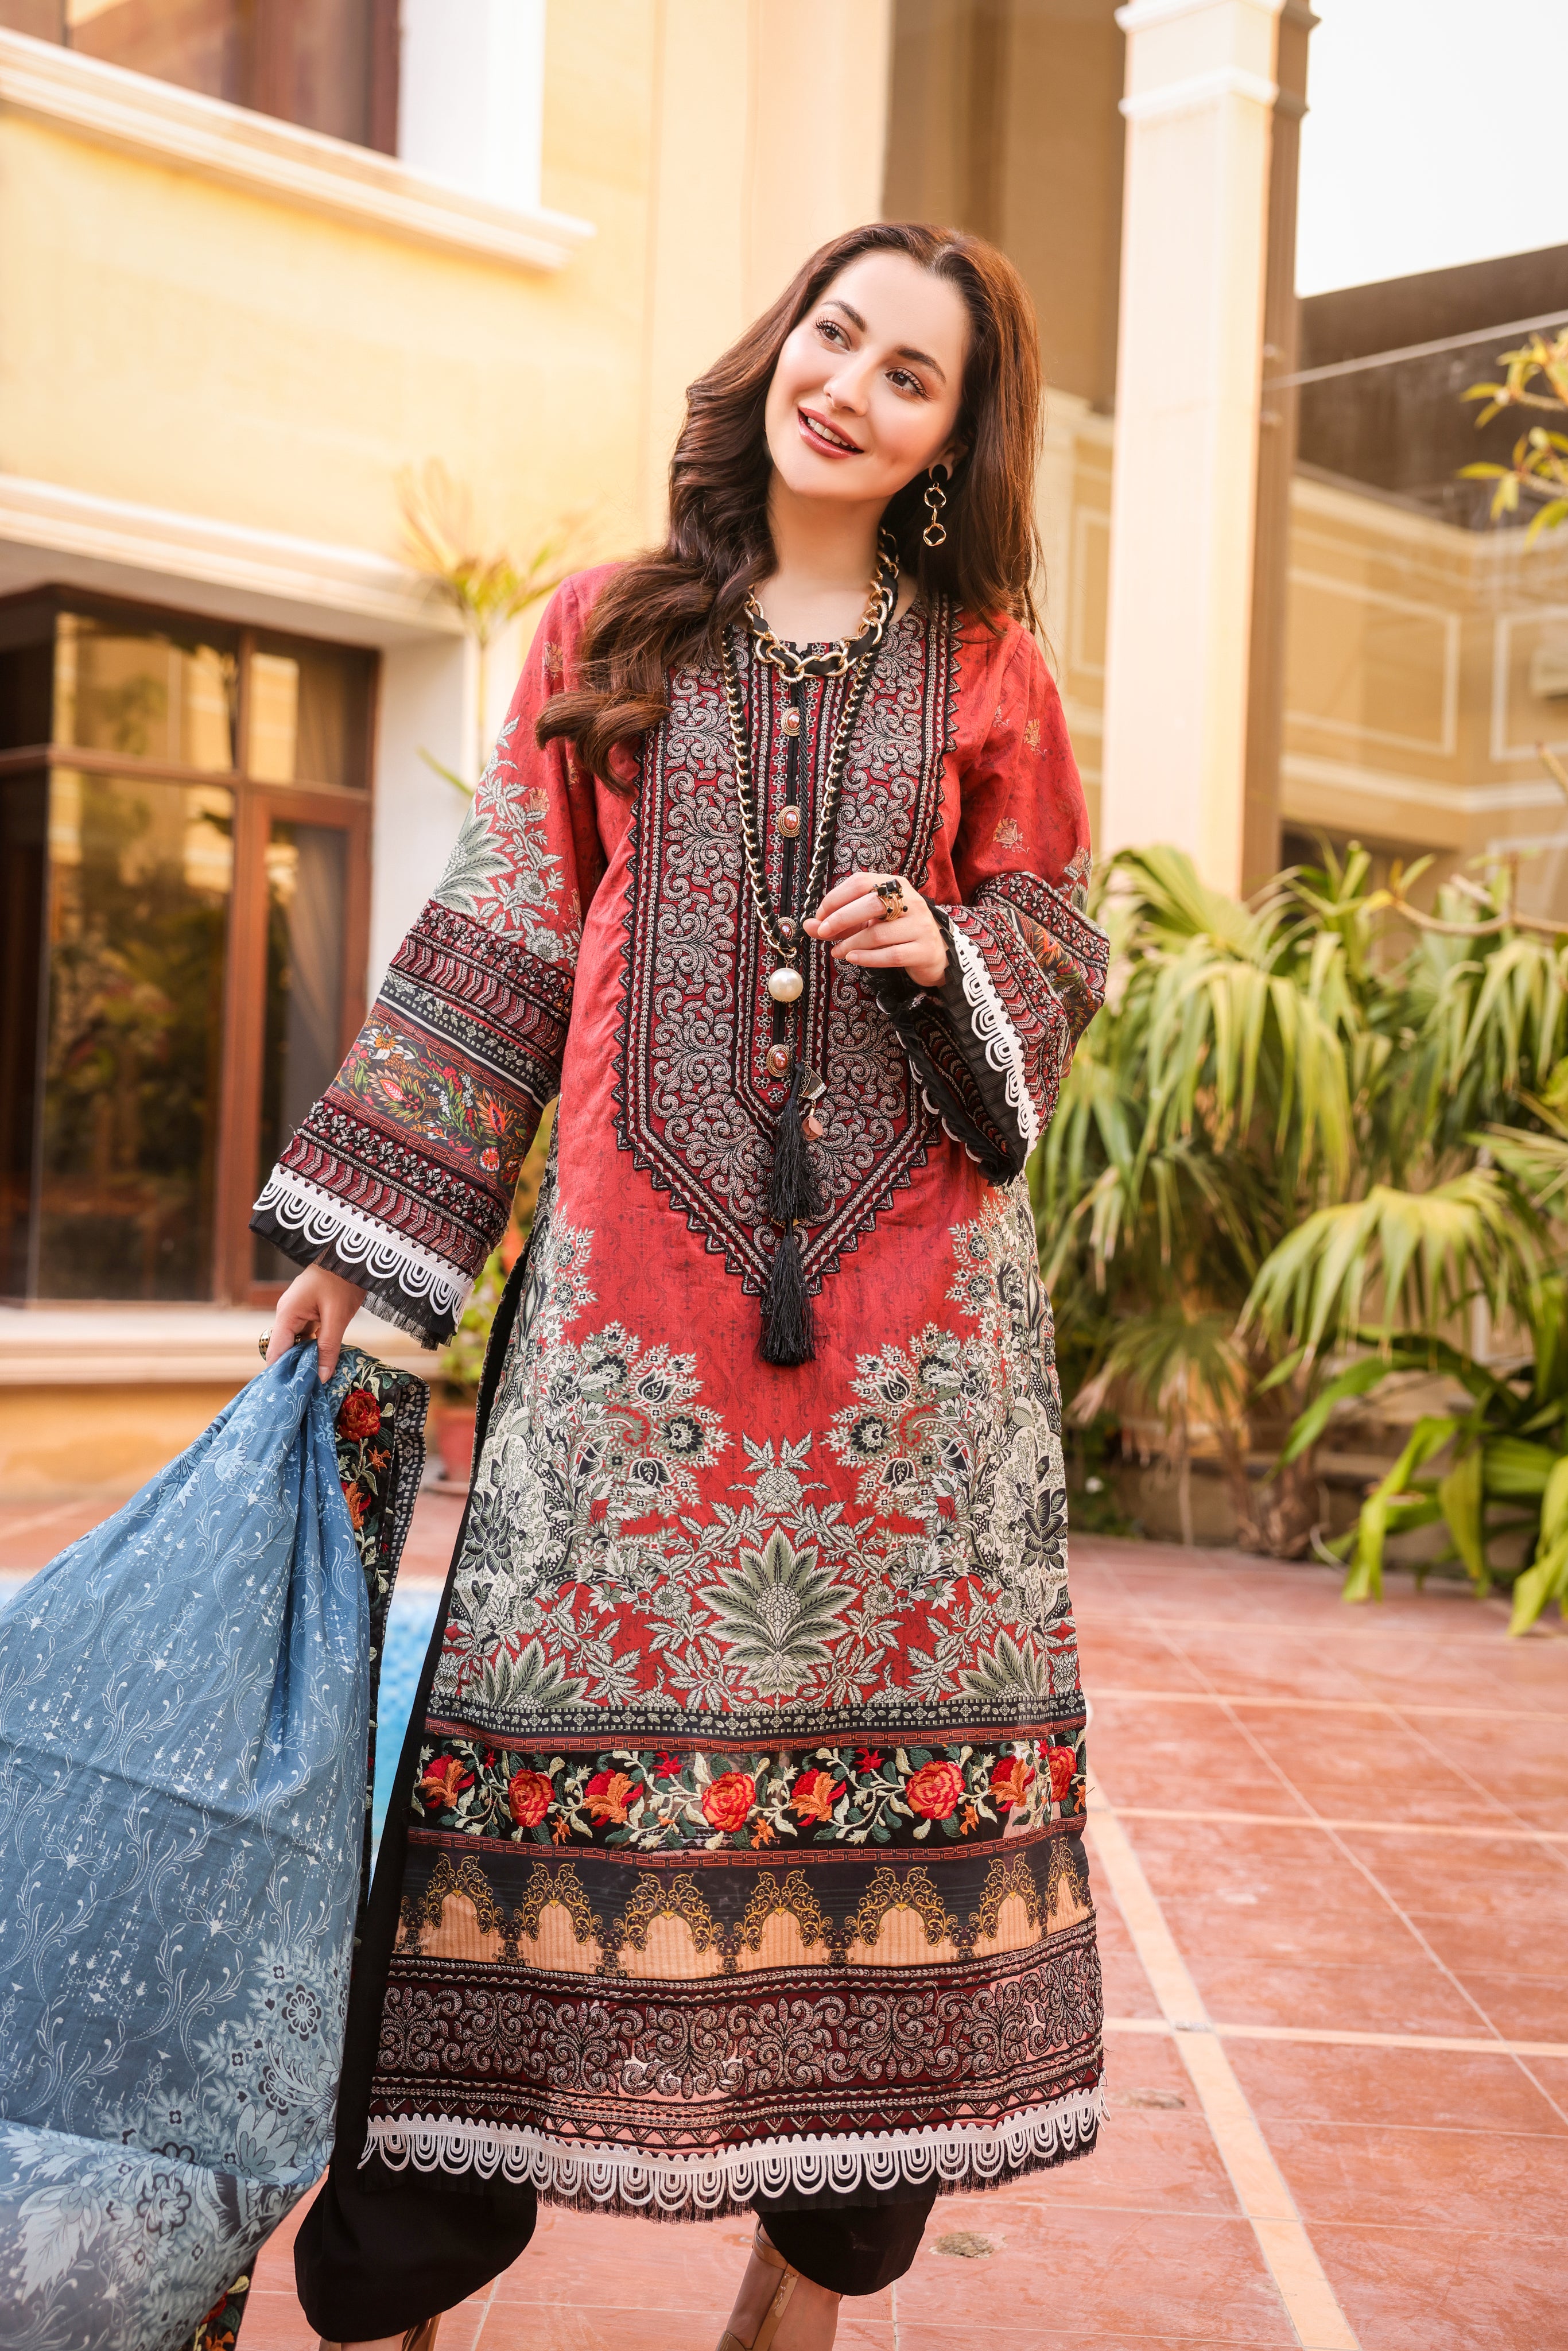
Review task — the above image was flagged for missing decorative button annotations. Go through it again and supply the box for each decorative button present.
[767,965,804,1003]
[766,1043,792,1078]
[775,806,801,837]
[776,916,797,942]
[781,709,802,735]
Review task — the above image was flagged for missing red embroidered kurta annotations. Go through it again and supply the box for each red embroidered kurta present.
[254,571,1109,2216]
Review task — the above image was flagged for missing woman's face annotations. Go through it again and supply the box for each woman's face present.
[763,250,969,513]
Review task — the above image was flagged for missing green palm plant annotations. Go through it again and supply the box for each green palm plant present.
[1037,843,1568,1623]
[1037,843,1379,1557]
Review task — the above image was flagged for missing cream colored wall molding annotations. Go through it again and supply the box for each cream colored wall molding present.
[1283,751,1565,820]
[1286,568,1461,758]
[0,27,593,272]
[1119,62,1277,120]
[1489,605,1568,765]
[1290,474,1485,565]
[0,472,459,639]
[1292,474,1568,593]
[1116,0,1283,117]
[1116,0,1283,32]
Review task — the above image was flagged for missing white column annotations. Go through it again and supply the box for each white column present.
[1099,0,1283,895]
[370,635,471,991]
[397,0,547,212]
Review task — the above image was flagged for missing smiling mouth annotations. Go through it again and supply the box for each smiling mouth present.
[798,407,862,456]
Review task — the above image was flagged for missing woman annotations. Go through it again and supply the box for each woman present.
[257,222,1108,2351]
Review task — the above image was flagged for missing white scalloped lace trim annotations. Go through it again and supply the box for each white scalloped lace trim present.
[948,919,1041,1151]
[253,1169,470,1321]
[361,2082,1103,2212]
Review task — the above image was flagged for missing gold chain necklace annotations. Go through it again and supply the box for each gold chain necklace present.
[743,531,899,684]
[720,542,897,1003]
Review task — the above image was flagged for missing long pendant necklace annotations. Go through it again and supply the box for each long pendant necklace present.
[721,532,899,1007]
[717,533,899,1366]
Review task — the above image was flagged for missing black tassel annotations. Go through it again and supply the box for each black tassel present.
[760,1064,822,1365]
[764,1063,825,1229]
[761,1224,815,1365]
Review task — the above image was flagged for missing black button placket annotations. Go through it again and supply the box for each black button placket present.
[770,676,804,1076]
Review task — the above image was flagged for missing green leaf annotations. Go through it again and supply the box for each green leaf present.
[1341,1416,1457,1604]
[1278,1355,1397,1468]
[1508,1527,1568,1635]
[1538,1454,1568,1551]
[1481,1436,1558,1497]
[1436,1441,1488,1592]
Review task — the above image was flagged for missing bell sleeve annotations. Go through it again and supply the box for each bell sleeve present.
[250,590,602,1345]
[875,629,1108,1182]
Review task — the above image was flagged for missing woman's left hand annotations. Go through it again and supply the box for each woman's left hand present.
[805,870,948,989]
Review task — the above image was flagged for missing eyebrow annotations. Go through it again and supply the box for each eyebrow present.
[822,298,948,386]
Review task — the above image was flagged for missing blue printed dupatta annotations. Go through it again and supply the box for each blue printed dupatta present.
[0,1342,426,2351]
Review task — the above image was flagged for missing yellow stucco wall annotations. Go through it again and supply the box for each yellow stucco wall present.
[0,28,656,565]
[0,1,892,575]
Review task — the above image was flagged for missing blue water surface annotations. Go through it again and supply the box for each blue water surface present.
[372,1585,443,1841]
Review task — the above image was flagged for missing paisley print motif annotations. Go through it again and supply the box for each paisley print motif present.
[432,1185,1081,1741]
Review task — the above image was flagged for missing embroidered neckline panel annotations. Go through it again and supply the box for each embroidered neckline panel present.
[613,604,958,1297]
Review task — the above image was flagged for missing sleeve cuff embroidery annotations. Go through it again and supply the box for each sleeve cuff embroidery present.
[945,920,1042,1155]
[251,1169,472,1347]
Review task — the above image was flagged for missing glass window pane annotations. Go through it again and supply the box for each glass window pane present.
[254,820,348,1283]
[0,774,48,1298]
[64,0,247,105]
[36,770,234,1299]
[55,611,239,771]
[0,5,65,38]
[0,603,55,753]
[59,0,382,145]
[270,0,374,145]
[248,636,370,786]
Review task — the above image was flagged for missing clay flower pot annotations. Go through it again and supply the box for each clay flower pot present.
[436,1395,478,1485]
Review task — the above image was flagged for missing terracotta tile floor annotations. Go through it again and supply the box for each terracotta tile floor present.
[2,1510,1564,2348]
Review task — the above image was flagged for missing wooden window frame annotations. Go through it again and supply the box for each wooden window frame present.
[0,586,377,1309]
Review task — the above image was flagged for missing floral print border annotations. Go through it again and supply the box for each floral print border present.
[413,1728,1086,1854]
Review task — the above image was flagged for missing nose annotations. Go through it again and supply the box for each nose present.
[822,351,875,416]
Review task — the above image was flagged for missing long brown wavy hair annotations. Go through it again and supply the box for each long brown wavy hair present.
[537,222,1043,793]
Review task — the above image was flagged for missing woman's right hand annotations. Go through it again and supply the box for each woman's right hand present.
[265,1264,368,1380]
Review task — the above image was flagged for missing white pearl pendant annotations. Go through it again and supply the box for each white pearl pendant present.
[767,964,804,1003]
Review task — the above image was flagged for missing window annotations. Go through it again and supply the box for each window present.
[0,592,375,1305]
[0,0,399,153]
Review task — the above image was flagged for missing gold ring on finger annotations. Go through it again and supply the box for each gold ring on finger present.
[875,877,907,923]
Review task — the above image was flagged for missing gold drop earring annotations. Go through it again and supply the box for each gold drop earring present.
[922,463,949,548]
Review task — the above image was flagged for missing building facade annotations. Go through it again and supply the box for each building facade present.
[2,0,1564,1496]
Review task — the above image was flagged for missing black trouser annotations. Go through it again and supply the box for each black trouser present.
[294,2157,938,2340]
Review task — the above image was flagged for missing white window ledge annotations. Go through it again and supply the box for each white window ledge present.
[0,471,463,640]
[0,1306,433,1387]
[0,27,593,273]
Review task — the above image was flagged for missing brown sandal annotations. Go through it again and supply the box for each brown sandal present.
[716,2223,829,2351]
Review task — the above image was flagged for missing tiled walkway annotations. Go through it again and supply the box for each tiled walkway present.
[1,1507,1563,2349]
